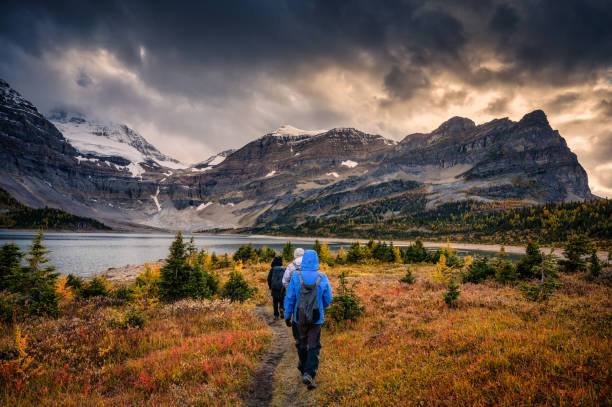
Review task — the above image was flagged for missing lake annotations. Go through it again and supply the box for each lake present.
[0,231,522,277]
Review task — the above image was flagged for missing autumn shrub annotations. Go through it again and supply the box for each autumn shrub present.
[519,278,561,301]
[79,274,112,298]
[65,274,84,291]
[112,285,135,303]
[462,256,495,283]
[399,268,416,284]
[123,307,146,328]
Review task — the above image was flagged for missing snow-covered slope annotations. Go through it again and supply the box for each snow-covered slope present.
[267,125,325,137]
[49,113,187,170]
[192,149,235,171]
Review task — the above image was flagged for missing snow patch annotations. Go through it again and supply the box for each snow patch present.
[208,155,226,166]
[326,172,339,178]
[151,187,161,212]
[75,156,100,164]
[265,170,276,178]
[341,160,358,168]
[269,125,325,137]
[191,167,211,173]
[196,202,213,211]
[120,162,145,180]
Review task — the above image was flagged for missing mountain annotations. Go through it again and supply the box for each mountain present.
[0,78,596,231]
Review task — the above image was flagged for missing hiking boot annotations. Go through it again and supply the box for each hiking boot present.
[274,315,279,321]
[302,374,317,389]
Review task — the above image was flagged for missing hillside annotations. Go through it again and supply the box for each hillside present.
[0,188,111,230]
[241,199,612,250]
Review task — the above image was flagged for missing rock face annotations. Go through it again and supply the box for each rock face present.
[0,78,596,231]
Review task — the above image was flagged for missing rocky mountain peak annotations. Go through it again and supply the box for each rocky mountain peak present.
[433,116,476,136]
[0,78,40,117]
[519,109,550,127]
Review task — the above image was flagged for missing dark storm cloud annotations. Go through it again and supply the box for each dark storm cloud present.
[2,0,611,97]
[0,0,611,195]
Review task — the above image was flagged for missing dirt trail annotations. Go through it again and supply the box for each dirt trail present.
[248,305,313,407]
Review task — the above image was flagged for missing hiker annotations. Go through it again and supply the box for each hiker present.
[284,250,332,390]
[282,247,304,289]
[267,256,286,320]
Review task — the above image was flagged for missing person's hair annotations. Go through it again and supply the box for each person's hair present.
[294,248,304,258]
[271,256,283,267]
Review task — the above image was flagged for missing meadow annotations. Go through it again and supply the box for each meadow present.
[1,234,610,406]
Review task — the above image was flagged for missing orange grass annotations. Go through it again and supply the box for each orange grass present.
[312,265,612,406]
[0,298,270,406]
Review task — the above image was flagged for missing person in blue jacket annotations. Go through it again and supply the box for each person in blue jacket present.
[284,249,332,389]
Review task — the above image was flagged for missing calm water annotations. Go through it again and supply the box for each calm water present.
[0,231,520,277]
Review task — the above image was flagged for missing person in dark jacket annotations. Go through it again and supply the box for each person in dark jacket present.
[267,256,286,320]
[284,250,332,389]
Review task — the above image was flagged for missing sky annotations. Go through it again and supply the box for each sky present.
[0,0,611,197]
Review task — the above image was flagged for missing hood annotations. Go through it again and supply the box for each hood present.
[271,256,283,267]
[300,250,319,272]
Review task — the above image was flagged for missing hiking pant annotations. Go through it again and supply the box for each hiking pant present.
[294,322,322,378]
[272,291,285,317]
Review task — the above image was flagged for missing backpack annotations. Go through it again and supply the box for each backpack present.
[296,271,321,324]
[270,266,285,292]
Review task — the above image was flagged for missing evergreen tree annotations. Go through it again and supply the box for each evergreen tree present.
[159,231,213,300]
[10,231,59,316]
[0,242,22,290]
[462,256,495,283]
[587,251,602,281]
[221,270,255,302]
[516,241,543,279]
[282,241,295,262]
[559,234,594,273]
[443,278,461,308]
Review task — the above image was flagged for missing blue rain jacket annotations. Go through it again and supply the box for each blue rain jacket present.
[284,250,333,324]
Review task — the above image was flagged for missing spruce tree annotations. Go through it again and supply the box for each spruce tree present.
[560,234,594,273]
[0,242,22,290]
[159,231,213,300]
[11,231,59,315]
[587,251,602,281]
[443,279,461,308]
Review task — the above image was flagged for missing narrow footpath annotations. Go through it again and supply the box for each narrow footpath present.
[248,305,314,407]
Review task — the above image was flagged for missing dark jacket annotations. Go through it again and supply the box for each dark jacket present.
[268,266,286,297]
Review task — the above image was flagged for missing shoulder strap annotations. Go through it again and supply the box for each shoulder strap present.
[314,273,321,287]
[298,271,303,284]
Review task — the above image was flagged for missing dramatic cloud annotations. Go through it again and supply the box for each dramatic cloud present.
[0,0,611,196]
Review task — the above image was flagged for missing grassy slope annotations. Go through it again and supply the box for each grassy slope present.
[315,265,612,406]
[2,262,610,406]
[0,187,111,231]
